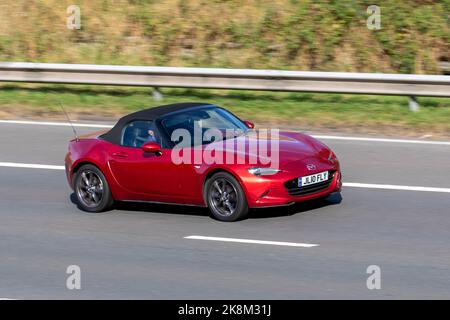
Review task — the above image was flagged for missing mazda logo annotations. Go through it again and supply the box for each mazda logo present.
[306,164,316,170]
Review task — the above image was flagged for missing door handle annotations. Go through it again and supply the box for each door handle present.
[112,152,128,158]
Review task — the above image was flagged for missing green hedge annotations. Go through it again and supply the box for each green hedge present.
[0,0,448,73]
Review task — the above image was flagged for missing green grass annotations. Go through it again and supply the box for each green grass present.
[0,83,449,138]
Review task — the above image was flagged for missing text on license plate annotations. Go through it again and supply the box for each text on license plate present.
[298,171,329,188]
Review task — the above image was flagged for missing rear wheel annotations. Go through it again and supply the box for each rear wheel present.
[205,172,248,222]
[74,164,114,212]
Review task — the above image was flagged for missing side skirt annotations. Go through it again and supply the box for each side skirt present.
[118,199,207,208]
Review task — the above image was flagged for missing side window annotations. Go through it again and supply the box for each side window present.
[121,120,161,148]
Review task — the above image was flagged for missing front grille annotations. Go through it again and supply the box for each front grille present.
[284,171,335,196]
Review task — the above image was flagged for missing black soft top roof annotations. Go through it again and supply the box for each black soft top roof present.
[101,102,213,144]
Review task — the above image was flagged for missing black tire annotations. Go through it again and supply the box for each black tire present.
[73,164,114,212]
[205,172,248,222]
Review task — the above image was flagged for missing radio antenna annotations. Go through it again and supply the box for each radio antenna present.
[59,101,79,142]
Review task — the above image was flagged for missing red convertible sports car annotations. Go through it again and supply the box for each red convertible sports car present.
[65,103,342,221]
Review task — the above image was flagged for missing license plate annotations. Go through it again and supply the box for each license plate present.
[298,171,329,188]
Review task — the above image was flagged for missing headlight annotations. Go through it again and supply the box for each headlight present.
[248,167,282,176]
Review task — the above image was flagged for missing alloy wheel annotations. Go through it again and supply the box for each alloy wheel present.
[76,170,104,208]
[209,178,238,217]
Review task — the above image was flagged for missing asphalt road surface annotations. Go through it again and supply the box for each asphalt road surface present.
[0,120,449,299]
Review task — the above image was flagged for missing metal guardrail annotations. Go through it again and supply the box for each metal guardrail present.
[0,62,449,98]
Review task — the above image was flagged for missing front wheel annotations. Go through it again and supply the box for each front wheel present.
[74,164,114,212]
[205,172,248,222]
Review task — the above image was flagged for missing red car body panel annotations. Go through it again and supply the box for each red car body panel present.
[65,129,342,209]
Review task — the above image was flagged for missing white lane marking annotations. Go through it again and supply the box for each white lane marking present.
[0,298,16,300]
[343,182,450,193]
[312,135,450,146]
[1,120,450,146]
[0,120,112,128]
[185,235,318,248]
[0,161,449,194]
[0,162,65,170]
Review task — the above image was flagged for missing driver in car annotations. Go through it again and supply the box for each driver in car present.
[147,129,157,143]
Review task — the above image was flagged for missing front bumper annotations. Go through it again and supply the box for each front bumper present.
[244,169,342,208]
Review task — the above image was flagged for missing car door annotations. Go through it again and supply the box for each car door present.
[107,120,203,204]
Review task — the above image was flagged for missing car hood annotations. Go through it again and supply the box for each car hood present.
[204,130,330,168]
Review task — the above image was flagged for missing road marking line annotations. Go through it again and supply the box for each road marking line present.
[0,298,16,300]
[1,120,450,145]
[312,135,450,146]
[0,161,449,193]
[0,120,112,128]
[343,182,450,193]
[184,235,318,247]
[0,162,65,170]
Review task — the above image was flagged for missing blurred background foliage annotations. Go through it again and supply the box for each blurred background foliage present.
[0,0,448,74]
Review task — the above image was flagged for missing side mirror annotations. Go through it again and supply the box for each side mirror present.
[142,141,161,153]
[243,120,255,129]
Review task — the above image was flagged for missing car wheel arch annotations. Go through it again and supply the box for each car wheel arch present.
[71,161,104,186]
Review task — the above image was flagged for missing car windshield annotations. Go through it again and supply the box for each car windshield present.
[160,107,249,147]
